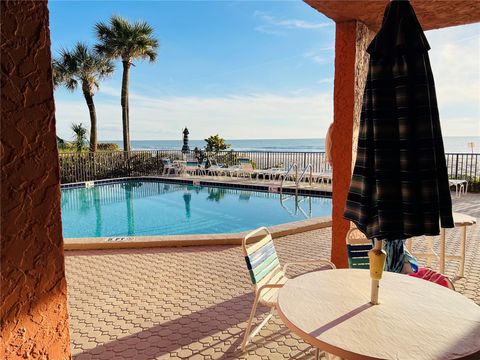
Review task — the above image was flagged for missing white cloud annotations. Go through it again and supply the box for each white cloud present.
[253,11,332,35]
[54,92,333,141]
[317,78,333,84]
[426,24,480,136]
[302,48,334,65]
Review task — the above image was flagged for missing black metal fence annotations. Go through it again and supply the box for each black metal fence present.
[59,150,479,185]
[445,153,479,181]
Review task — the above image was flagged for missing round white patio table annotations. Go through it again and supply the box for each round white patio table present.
[277,269,480,360]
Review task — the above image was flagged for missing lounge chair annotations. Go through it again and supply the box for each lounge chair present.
[237,158,254,178]
[220,163,244,177]
[184,161,203,176]
[172,160,186,175]
[311,171,332,187]
[206,159,223,177]
[162,158,181,176]
[253,167,286,182]
[241,227,335,351]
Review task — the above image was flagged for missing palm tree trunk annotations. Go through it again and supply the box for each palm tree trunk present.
[121,61,131,152]
[83,90,97,152]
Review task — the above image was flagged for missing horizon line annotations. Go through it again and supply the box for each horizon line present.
[99,135,479,141]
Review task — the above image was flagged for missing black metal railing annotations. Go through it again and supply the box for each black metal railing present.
[59,150,479,185]
[445,153,479,181]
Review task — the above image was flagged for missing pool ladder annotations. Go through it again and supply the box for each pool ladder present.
[279,163,314,196]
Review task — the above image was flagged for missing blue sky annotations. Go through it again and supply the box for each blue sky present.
[50,1,479,141]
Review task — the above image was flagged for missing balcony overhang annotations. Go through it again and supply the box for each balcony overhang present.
[305,0,480,31]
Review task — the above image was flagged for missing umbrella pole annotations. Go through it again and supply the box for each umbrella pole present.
[369,239,386,305]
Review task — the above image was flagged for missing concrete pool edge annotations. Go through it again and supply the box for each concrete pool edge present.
[61,175,333,197]
[63,216,332,251]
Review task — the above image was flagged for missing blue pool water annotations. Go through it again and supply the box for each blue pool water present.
[61,181,331,238]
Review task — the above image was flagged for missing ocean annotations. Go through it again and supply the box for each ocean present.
[106,136,480,153]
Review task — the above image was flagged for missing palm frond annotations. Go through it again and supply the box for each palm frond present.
[52,43,113,95]
[94,15,159,63]
[65,78,78,92]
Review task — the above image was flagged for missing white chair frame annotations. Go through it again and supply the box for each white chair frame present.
[241,227,335,354]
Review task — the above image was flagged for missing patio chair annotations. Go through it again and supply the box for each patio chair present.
[257,167,286,182]
[345,227,372,269]
[215,162,241,177]
[206,159,223,177]
[449,179,468,197]
[241,227,335,352]
[162,158,180,176]
[346,228,455,290]
[184,161,201,176]
[172,160,186,176]
[237,158,254,178]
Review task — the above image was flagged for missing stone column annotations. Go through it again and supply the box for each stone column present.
[1,1,72,359]
[331,20,374,268]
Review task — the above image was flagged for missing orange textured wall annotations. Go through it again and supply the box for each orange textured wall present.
[1,1,71,359]
[331,21,357,268]
[331,21,373,268]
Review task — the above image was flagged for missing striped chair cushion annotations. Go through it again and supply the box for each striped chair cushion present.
[245,241,280,284]
[347,243,371,269]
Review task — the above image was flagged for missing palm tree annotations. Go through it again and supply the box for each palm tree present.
[94,15,159,152]
[71,123,88,152]
[53,42,114,152]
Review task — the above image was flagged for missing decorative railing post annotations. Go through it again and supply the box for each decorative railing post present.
[455,153,459,179]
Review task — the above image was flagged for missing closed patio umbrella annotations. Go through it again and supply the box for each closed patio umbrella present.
[182,127,190,154]
[344,0,454,287]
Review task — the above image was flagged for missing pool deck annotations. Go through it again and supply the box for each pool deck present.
[65,192,479,360]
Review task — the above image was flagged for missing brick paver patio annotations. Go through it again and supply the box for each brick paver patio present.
[65,193,479,359]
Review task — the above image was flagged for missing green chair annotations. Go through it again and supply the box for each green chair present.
[346,227,372,269]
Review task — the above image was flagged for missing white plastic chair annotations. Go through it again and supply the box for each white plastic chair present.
[449,179,468,197]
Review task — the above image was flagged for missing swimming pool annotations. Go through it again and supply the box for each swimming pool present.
[61,180,332,238]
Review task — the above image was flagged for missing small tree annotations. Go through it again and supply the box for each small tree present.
[53,42,114,152]
[71,123,88,152]
[204,134,231,154]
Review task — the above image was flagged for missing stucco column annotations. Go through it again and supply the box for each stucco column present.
[1,1,71,359]
[331,21,374,268]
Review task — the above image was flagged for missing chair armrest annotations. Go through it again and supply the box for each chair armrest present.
[282,259,336,273]
[257,283,284,294]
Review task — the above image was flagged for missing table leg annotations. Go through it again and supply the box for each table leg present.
[439,228,446,274]
[459,226,466,278]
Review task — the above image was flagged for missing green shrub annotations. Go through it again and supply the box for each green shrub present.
[205,134,231,154]
[98,143,120,151]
